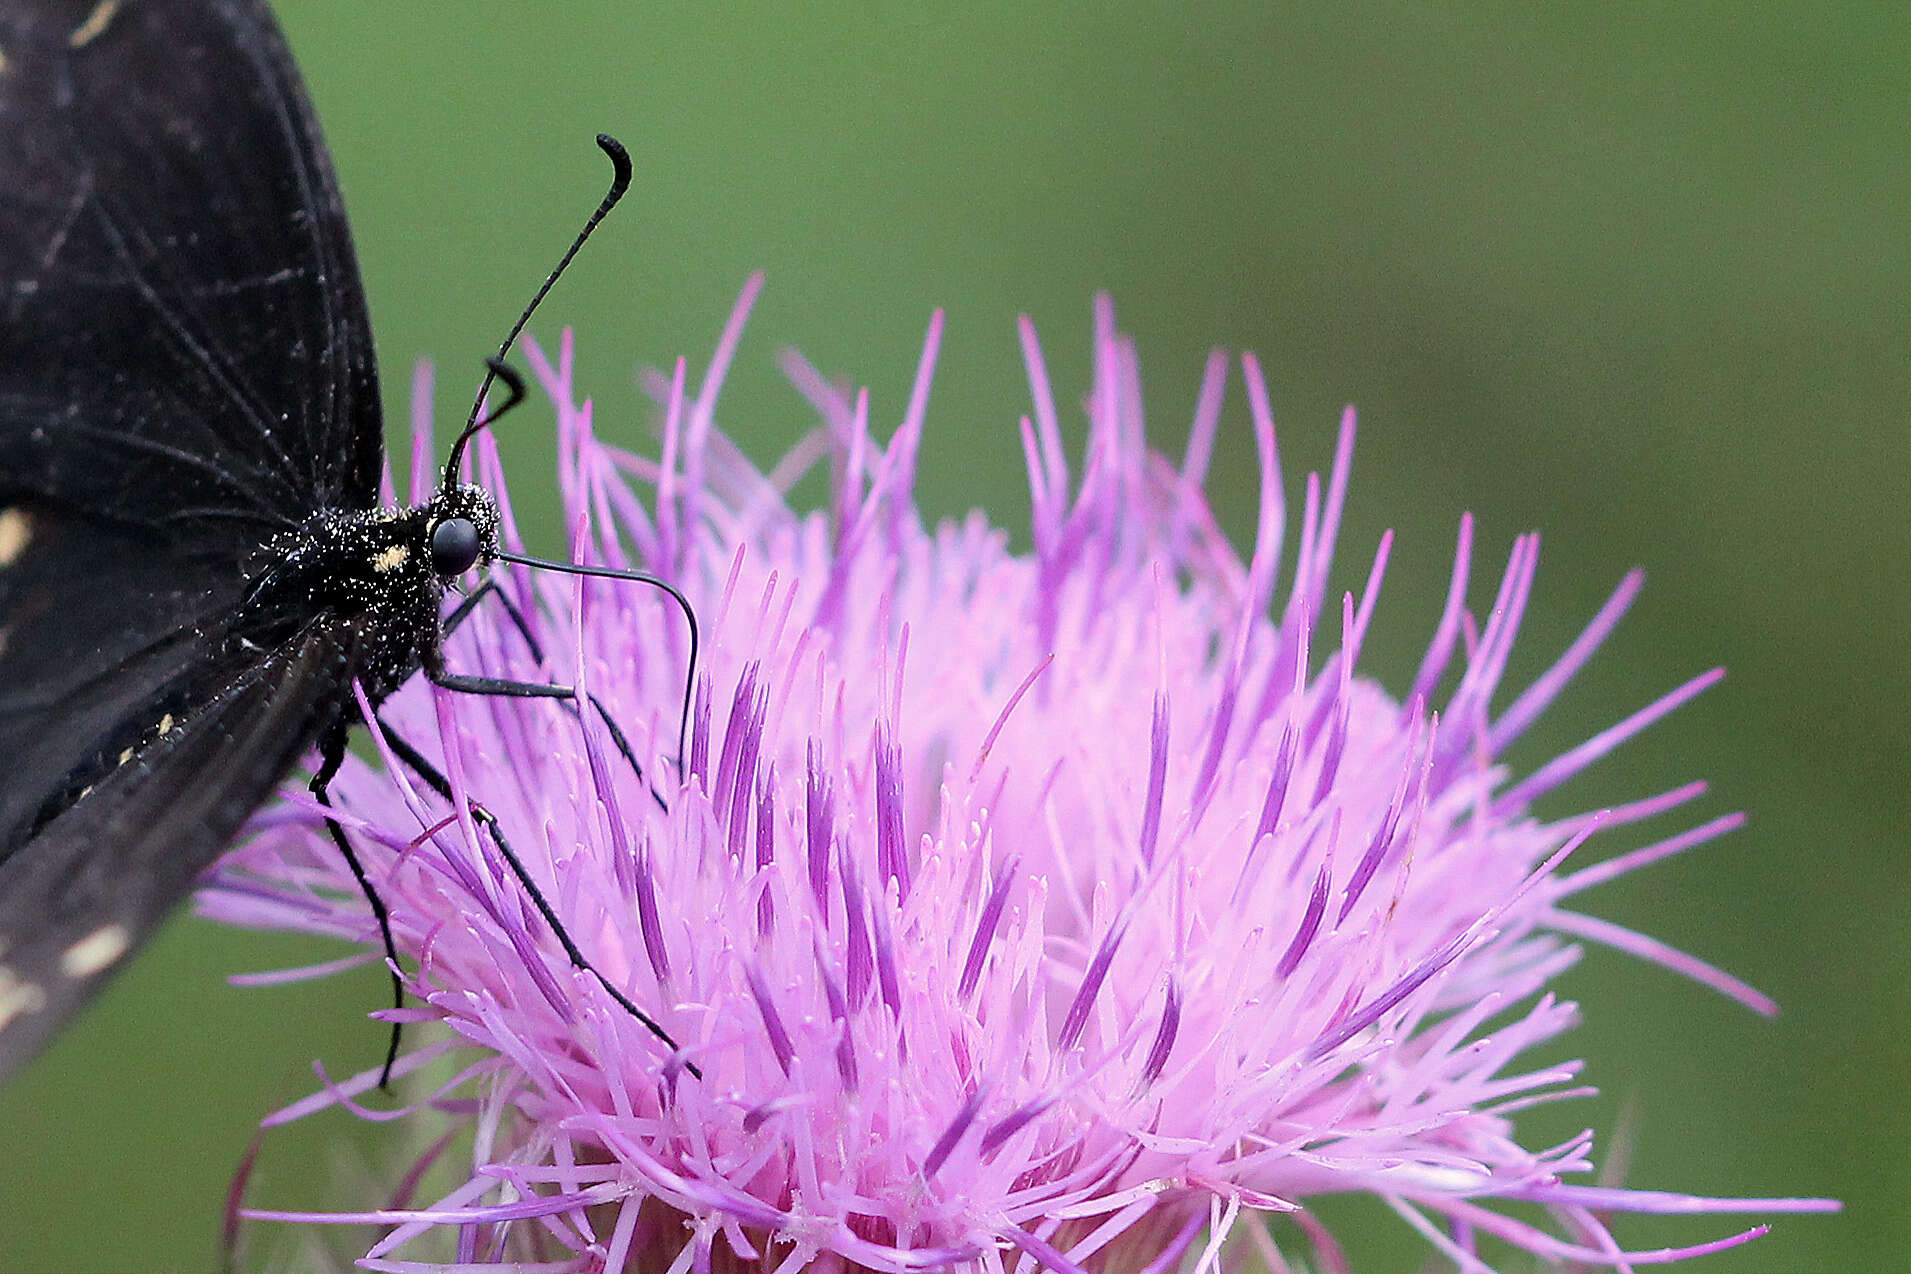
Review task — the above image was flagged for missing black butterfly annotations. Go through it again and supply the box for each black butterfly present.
[0,0,686,1084]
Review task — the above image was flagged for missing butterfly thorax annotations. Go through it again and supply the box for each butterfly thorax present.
[231,484,500,704]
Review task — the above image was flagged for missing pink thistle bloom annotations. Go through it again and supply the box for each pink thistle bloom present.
[206,278,1835,1272]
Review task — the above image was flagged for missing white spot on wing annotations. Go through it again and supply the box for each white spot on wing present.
[372,545,409,573]
[68,0,121,47]
[0,967,46,1031]
[61,924,131,979]
[0,508,31,566]
[157,713,175,735]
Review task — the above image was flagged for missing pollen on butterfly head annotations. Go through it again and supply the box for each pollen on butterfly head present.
[371,544,409,574]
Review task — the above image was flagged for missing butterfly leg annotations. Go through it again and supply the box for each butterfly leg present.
[371,719,688,1068]
[430,671,572,698]
[310,730,406,1088]
[443,575,533,649]
[441,575,664,806]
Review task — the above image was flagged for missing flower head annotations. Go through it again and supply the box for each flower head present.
[208,278,1834,1272]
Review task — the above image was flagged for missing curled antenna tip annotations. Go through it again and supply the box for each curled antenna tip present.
[596,133,633,191]
[449,133,636,483]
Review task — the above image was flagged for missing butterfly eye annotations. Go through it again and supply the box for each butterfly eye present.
[430,517,482,577]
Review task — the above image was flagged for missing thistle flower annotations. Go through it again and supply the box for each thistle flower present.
[206,278,1835,1272]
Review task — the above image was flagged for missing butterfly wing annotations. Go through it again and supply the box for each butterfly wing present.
[0,0,389,1080]
[0,501,253,856]
[0,0,382,535]
[0,620,359,1083]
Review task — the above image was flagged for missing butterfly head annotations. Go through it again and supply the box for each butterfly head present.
[424,484,501,580]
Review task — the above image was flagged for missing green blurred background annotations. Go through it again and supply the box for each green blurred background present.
[1,2,1900,1270]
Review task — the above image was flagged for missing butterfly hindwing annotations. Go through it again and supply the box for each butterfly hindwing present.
[0,620,359,1081]
[0,0,382,539]
[0,499,251,857]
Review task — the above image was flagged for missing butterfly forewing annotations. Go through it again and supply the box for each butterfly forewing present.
[0,0,391,1082]
[0,0,381,534]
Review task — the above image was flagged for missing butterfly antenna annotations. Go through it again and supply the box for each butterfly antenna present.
[444,132,634,488]
[469,355,526,431]
[470,359,700,774]
[495,551,700,775]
